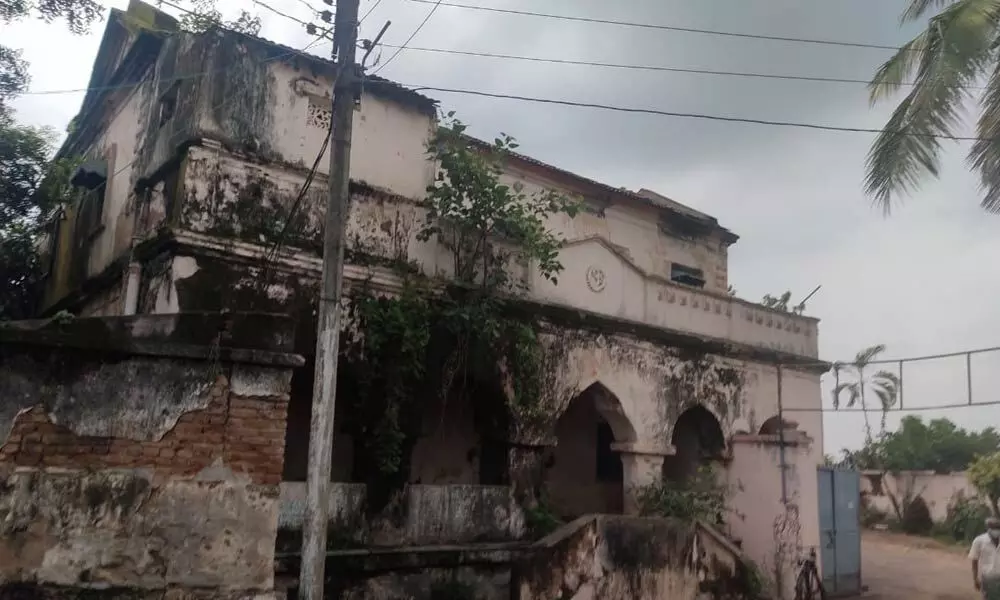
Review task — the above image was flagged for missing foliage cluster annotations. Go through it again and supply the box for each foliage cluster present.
[935,492,993,544]
[843,416,1000,474]
[522,499,563,539]
[636,466,732,524]
[968,452,1000,517]
[900,495,933,535]
[341,117,577,502]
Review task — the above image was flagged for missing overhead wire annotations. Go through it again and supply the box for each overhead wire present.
[252,0,312,26]
[371,0,442,74]
[359,0,385,23]
[393,83,990,141]
[378,44,985,91]
[403,0,905,52]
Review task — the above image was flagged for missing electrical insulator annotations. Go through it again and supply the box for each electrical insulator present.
[320,10,332,22]
[305,23,316,35]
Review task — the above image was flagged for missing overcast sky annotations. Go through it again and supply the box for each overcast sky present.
[4,0,999,455]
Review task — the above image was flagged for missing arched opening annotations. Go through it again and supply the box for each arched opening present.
[759,415,797,436]
[663,404,726,483]
[544,382,636,519]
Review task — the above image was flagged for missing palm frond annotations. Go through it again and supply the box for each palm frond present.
[866,0,1000,212]
[873,370,901,385]
[970,54,1000,212]
[870,31,931,104]
[832,382,859,409]
[901,0,961,22]
[872,384,898,410]
[846,383,862,408]
[854,344,888,367]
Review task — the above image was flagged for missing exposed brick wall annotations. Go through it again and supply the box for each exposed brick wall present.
[0,375,289,485]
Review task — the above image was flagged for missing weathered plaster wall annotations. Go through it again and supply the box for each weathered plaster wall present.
[496,164,731,294]
[0,313,299,598]
[861,471,978,523]
[0,469,278,598]
[166,142,818,358]
[513,516,750,600]
[277,482,525,548]
[193,36,436,201]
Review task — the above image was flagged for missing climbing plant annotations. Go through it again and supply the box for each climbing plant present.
[341,116,579,507]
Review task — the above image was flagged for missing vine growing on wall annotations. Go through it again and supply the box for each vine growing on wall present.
[340,115,579,507]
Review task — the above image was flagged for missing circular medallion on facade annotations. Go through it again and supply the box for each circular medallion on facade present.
[585,266,607,293]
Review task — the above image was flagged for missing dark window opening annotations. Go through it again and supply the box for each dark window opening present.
[596,422,622,482]
[670,263,706,288]
[158,84,178,128]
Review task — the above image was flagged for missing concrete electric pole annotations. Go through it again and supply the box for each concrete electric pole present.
[299,0,360,595]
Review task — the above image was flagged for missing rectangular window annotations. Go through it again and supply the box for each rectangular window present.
[670,263,706,288]
[158,83,178,128]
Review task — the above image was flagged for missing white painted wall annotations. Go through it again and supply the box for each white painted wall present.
[860,471,980,523]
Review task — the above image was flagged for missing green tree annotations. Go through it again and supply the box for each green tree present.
[0,121,74,319]
[418,115,579,291]
[968,452,1000,516]
[172,0,260,34]
[848,416,1000,473]
[832,344,900,440]
[867,0,1000,212]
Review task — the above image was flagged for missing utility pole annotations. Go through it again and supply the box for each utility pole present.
[299,0,360,595]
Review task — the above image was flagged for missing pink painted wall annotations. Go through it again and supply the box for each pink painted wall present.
[726,435,821,599]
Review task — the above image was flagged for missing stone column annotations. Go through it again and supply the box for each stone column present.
[612,441,675,515]
[507,435,557,507]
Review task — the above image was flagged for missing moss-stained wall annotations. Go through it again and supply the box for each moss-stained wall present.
[0,312,300,598]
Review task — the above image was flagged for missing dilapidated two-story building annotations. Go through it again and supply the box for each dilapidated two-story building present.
[31,2,831,597]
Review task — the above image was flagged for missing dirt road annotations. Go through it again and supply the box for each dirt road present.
[862,531,978,600]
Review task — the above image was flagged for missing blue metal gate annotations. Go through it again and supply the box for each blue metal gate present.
[817,467,861,597]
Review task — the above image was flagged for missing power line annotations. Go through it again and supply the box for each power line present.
[405,0,904,52]
[784,399,1000,413]
[395,83,990,141]
[252,0,311,25]
[371,0,441,74]
[19,46,893,96]
[290,0,324,16]
[359,0,384,23]
[383,44,984,90]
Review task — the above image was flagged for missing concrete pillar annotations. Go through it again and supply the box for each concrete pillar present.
[508,436,556,506]
[613,441,674,515]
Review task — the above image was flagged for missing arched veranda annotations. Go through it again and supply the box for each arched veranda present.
[544,381,638,519]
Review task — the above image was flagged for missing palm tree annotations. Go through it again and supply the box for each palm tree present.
[832,345,901,440]
[866,0,1000,213]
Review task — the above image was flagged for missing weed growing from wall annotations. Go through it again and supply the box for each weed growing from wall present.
[636,465,733,524]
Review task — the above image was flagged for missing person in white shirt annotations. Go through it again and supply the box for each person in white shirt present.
[970,517,1000,599]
